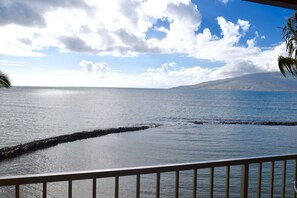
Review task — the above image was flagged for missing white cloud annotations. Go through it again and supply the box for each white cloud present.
[11,61,211,88]
[216,17,250,46]
[0,1,279,58]
[76,61,195,88]
[0,60,28,67]
[0,0,287,86]
[7,61,229,88]
[0,0,201,56]
[10,50,287,88]
[80,61,112,74]
[237,19,250,32]
[219,0,230,4]
[210,61,264,79]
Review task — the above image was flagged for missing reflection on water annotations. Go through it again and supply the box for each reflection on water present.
[0,87,297,197]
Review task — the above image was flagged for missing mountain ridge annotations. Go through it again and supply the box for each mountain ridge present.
[174,72,297,92]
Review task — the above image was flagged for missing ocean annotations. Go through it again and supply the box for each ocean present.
[0,87,297,197]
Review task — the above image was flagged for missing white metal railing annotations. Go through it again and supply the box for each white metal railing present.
[0,153,296,197]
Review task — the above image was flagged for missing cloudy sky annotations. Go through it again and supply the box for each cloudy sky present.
[0,0,293,88]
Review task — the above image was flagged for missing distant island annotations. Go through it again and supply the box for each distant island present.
[174,72,297,92]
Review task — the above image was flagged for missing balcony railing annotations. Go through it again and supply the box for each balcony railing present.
[0,153,296,198]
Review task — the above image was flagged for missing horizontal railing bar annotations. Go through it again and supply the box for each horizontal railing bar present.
[0,153,296,186]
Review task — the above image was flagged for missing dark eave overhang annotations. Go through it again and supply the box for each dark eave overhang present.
[245,0,297,10]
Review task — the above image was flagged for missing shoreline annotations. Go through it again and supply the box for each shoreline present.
[0,124,159,161]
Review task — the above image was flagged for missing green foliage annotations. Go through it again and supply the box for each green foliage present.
[0,71,11,88]
[278,11,297,77]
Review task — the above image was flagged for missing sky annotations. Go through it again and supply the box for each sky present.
[0,0,294,88]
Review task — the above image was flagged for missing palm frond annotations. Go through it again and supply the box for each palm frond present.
[278,56,297,77]
[278,11,297,76]
[0,72,11,88]
[282,12,297,58]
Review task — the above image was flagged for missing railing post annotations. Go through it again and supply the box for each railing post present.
[115,176,119,198]
[193,169,197,198]
[240,164,249,198]
[282,160,286,198]
[15,184,20,198]
[93,178,96,198]
[43,182,47,198]
[226,166,230,198]
[136,174,140,198]
[210,167,214,198]
[258,162,262,198]
[175,171,179,198]
[293,159,297,198]
[156,172,160,198]
[270,161,274,198]
[68,180,72,198]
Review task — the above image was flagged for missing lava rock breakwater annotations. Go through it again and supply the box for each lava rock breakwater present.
[0,124,159,161]
[193,120,297,126]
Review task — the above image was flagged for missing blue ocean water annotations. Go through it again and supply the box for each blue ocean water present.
[0,87,297,197]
